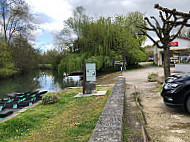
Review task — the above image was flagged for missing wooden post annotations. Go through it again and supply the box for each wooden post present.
[83,58,86,94]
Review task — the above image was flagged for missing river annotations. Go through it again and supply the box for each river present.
[0,70,82,98]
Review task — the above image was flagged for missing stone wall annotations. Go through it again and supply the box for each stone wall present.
[89,76,125,142]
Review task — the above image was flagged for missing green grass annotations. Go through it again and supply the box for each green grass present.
[0,68,18,78]
[155,84,163,92]
[38,64,52,69]
[0,88,110,142]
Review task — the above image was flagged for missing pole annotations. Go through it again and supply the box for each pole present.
[83,58,86,94]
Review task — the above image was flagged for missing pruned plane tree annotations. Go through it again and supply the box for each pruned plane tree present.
[138,4,190,79]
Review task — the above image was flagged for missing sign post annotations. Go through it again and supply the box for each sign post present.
[82,62,96,94]
[83,58,86,94]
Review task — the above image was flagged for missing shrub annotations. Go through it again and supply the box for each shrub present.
[148,73,158,82]
[42,93,60,105]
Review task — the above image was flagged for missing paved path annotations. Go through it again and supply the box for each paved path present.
[123,67,174,89]
[122,66,190,142]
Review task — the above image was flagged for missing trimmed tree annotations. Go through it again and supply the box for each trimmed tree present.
[138,4,190,79]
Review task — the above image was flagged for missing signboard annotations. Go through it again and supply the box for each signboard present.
[86,63,96,81]
[169,42,178,47]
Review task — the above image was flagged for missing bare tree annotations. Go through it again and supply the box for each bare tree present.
[138,4,190,79]
[0,0,34,44]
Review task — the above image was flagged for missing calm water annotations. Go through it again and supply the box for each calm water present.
[0,70,82,98]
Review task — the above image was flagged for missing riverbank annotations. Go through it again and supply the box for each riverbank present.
[0,86,113,142]
[0,64,147,141]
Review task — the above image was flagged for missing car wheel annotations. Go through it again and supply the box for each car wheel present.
[186,96,190,113]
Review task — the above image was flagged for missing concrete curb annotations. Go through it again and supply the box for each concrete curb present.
[89,76,125,142]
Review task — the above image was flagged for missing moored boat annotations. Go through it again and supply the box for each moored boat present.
[0,90,48,117]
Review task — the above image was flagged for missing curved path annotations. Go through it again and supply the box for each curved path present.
[123,66,190,142]
[123,67,165,89]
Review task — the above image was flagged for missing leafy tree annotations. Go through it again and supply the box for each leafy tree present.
[11,35,40,72]
[0,39,16,78]
[144,45,154,58]
[57,7,147,75]
[113,13,147,68]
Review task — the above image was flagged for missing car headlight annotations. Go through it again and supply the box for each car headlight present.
[164,83,179,90]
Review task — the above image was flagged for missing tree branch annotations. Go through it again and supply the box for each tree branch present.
[166,21,190,27]
[170,25,184,42]
[136,25,154,31]
[150,16,162,37]
[155,4,190,18]
[144,17,162,39]
[140,30,161,48]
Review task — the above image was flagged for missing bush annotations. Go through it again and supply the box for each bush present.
[148,73,158,82]
[0,68,17,78]
[42,93,60,105]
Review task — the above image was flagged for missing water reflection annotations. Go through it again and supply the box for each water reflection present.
[0,70,82,98]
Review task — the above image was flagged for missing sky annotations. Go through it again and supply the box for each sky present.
[26,0,190,52]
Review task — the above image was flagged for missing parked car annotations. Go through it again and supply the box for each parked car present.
[161,73,190,113]
[147,57,154,62]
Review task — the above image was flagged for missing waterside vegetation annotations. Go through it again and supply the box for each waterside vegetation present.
[55,6,148,76]
[0,87,111,141]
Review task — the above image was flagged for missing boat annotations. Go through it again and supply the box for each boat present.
[0,108,20,118]
[0,90,48,117]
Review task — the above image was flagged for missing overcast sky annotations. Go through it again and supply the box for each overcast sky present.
[26,0,190,51]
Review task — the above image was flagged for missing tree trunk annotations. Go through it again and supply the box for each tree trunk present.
[163,46,171,79]
[123,55,127,70]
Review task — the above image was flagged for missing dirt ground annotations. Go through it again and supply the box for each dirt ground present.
[123,66,190,142]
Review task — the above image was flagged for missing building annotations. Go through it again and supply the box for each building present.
[154,36,190,66]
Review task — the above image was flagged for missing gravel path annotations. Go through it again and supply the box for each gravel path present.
[123,66,190,142]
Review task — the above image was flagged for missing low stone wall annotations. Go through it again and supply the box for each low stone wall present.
[89,76,125,142]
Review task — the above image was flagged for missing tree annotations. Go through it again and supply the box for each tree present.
[11,35,40,72]
[63,6,88,52]
[113,13,147,69]
[0,38,16,78]
[138,4,190,79]
[0,0,34,44]
[57,7,147,75]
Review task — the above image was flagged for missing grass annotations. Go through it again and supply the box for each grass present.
[0,87,111,142]
[38,64,52,69]
[0,68,18,79]
[147,72,158,82]
[155,84,163,92]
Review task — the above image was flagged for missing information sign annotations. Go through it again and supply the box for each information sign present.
[86,63,96,81]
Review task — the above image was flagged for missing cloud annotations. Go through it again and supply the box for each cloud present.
[33,13,54,24]
[27,0,74,51]
[27,0,72,32]
[34,42,55,52]
[44,44,55,51]
[27,0,190,50]
[31,27,43,37]
[40,22,64,33]
[67,0,190,20]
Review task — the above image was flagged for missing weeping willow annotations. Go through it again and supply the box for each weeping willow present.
[58,53,86,76]
[58,53,113,76]
[57,7,147,75]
